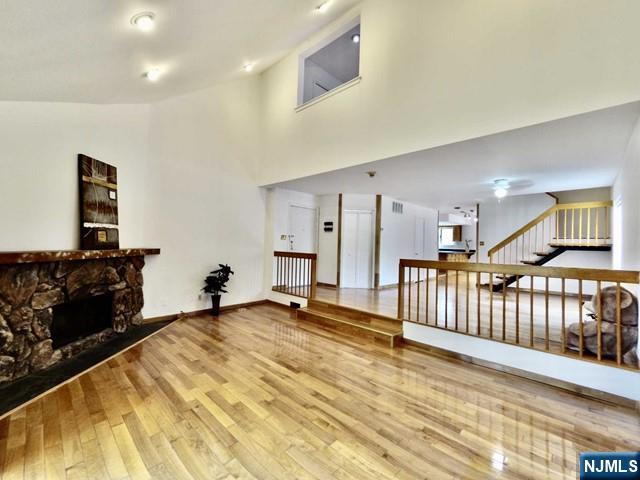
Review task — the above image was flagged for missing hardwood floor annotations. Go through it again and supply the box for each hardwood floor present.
[315,279,605,359]
[1,303,638,479]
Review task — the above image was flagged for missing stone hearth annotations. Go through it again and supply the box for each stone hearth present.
[0,249,158,383]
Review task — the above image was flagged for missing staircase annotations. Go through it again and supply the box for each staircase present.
[296,299,403,348]
[485,200,613,292]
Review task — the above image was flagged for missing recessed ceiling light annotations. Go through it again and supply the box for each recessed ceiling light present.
[351,33,361,43]
[316,1,330,13]
[493,179,510,199]
[145,69,162,82]
[131,12,155,32]
[243,63,254,72]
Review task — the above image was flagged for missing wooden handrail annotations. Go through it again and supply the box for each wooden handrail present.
[273,251,317,260]
[397,258,639,369]
[487,200,613,257]
[272,251,317,298]
[399,260,640,284]
[555,200,613,210]
[488,205,556,256]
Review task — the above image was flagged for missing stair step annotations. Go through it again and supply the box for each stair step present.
[533,251,551,256]
[548,242,612,248]
[307,299,402,331]
[296,308,403,348]
[521,259,538,265]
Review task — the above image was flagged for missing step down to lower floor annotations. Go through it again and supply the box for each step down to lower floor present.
[296,305,403,348]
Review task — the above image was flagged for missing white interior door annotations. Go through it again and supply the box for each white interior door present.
[341,210,373,288]
[414,217,425,258]
[289,205,317,253]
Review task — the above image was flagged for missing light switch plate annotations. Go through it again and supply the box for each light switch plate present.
[109,190,117,200]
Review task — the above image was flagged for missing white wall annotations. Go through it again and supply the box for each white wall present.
[317,195,339,285]
[0,102,149,251]
[404,322,640,401]
[553,187,611,204]
[260,0,640,186]
[270,188,318,252]
[478,193,555,263]
[613,117,640,271]
[342,193,375,211]
[380,197,438,286]
[143,78,265,318]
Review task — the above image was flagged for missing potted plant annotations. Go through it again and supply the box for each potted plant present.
[202,264,234,316]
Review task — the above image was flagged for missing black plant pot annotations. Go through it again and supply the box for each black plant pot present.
[210,294,221,316]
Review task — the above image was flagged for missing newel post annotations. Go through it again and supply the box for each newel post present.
[397,262,405,320]
[310,257,317,299]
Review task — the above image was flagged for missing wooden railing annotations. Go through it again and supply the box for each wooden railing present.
[488,201,612,264]
[398,259,639,368]
[272,251,317,299]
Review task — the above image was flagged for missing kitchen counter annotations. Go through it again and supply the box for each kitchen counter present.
[438,249,476,255]
[438,249,475,264]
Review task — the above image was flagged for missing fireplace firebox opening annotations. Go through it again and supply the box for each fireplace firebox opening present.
[51,294,113,349]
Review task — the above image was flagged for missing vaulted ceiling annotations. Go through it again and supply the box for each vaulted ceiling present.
[0,0,359,104]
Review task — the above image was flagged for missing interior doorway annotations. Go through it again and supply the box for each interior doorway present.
[341,210,374,288]
[288,205,318,253]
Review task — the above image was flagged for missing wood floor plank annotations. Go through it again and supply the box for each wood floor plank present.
[0,304,638,479]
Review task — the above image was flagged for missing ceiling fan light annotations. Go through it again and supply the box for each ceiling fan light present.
[494,187,508,199]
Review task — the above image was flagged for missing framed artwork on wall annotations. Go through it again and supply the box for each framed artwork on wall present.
[78,154,120,249]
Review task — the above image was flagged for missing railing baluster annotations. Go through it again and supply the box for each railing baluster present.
[596,280,602,361]
[286,257,290,293]
[579,208,583,242]
[489,271,494,338]
[416,267,421,323]
[445,269,449,329]
[616,282,622,365]
[465,271,470,333]
[544,277,549,351]
[561,278,566,353]
[310,257,317,298]
[578,280,583,357]
[397,263,404,320]
[530,276,534,348]
[455,270,459,330]
[435,267,439,327]
[587,208,591,245]
[502,274,506,341]
[408,267,412,321]
[476,272,481,335]
[515,276,520,344]
[425,268,430,324]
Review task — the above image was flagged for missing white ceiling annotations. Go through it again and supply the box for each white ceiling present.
[268,102,640,211]
[0,0,360,104]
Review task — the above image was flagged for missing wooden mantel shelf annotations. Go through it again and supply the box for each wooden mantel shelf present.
[0,248,160,266]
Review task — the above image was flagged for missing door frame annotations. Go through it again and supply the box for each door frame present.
[340,209,375,289]
[287,204,319,253]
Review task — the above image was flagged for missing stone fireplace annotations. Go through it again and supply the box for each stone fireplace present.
[0,249,159,383]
